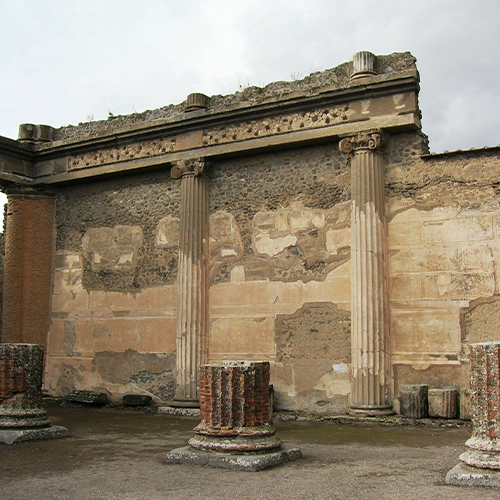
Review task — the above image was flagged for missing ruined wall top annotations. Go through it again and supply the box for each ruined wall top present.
[52,52,417,144]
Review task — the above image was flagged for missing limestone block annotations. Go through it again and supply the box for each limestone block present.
[391,308,460,354]
[460,388,471,420]
[325,227,350,254]
[252,203,326,258]
[89,290,135,313]
[134,286,177,310]
[459,243,496,271]
[428,388,458,418]
[421,272,495,300]
[122,394,152,406]
[387,222,422,247]
[389,245,460,274]
[65,390,108,405]
[389,275,423,300]
[209,317,275,358]
[53,252,84,293]
[313,363,351,398]
[51,290,90,312]
[155,216,180,247]
[399,385,428,418]
[421,216,493,244]
[46,320,67,355]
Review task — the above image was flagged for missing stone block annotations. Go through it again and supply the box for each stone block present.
[428,388,458,418]
[460,388,471,420]
[399,385,428,418]
[391,308,460,354]
[65,391,108,405]
[122,394,152,407]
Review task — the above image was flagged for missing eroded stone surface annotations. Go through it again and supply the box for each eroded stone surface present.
[399,385,428,419]
[192,362,282,453]
[0,344,50,429]
[458,343,500,470]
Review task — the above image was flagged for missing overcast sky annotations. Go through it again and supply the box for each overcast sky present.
[0,1,499,155]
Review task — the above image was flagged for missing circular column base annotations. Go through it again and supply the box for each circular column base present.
[460,436,500,469]
[189,433,283,454]
[460,449,500,470]
[0,408,51,429]
[349,405,395,417]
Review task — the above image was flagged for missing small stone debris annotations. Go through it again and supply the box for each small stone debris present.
[64,391,108,405]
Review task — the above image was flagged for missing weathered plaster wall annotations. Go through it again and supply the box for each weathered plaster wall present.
[45,170,180,401]
[385,136,500,412]
[208,144,353,413]
[42,125,500,414]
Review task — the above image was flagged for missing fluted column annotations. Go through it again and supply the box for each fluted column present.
[339,131,393,416]
[171,159,209,404]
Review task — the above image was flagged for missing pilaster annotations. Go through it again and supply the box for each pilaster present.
[339,131,393,416]
[171,159,210,403]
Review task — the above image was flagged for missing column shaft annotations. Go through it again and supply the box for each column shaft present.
[173,163,209,402]
[340,133,393,415]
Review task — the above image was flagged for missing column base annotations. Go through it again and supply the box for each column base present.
[189,433,283,453]
[446,463,500,486]
[0,408,51,428]
[0,425,69,444]
[166,445,302,471]
[349,405,395,417]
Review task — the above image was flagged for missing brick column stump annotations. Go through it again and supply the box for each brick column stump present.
[446,342,500,485]
[166,361,301,471]
[0,344,69,444]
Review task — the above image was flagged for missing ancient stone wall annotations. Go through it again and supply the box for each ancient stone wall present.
[208,144,352,413]
[41,129,500,412]
[45,170,180,400]
[3,50,497,415]
[386,142,500,412]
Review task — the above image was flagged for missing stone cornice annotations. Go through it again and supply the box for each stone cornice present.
[34,72,419,158]
[0,70,420,186]
[32,113,420,185]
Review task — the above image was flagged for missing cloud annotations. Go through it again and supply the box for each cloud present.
[0,0,499,153]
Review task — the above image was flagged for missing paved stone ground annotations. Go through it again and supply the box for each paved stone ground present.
[1,406,499,500]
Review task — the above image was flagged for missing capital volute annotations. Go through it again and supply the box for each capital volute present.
[339,131,383,154]
[171,158,208,179]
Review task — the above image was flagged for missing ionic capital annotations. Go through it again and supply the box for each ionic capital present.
[171,158,209,179]
[339,131,383,154]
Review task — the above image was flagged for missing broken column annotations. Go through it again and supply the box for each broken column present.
[166,361,301,471]
[446,342,500,485]
[339,131,393,416]
[0,343,68,444]
[170,159,209,405]
[399,385,428,419]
